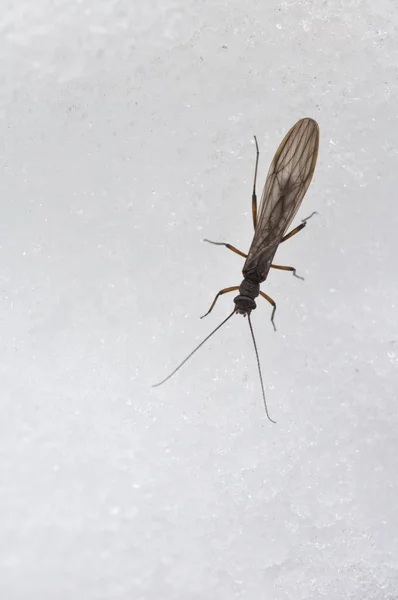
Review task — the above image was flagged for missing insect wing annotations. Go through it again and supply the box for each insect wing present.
[243,118,319,283]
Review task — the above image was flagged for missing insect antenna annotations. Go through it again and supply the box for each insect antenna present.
[247,313,276,423]
[153,308,236,388]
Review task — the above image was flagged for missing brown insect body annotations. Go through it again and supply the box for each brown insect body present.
[234,118,319,320]
[233,279,260,315]
[154,118,320,422]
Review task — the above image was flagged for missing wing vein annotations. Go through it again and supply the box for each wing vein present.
[242,118,319,283]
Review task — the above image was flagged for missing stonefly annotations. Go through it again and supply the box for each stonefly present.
[154,118,319,422]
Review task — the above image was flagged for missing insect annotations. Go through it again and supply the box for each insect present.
[154,118,319,422]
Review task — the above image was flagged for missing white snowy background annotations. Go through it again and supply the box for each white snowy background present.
[1,1,397,598]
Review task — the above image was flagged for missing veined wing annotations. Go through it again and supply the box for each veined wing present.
[243,118,319,283]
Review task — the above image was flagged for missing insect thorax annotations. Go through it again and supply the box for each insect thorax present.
[234,278,260,315]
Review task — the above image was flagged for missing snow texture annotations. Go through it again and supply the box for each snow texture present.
[0,1,397,598]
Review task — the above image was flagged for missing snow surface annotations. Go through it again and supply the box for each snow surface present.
[1,1,398,598]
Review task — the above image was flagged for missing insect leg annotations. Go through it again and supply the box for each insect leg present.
[259,291,277,331]
[200,286,240,319]
[275,212,317,277]
[270,264,304,280]
[280,211,317,244]
[252,136,260,231]
[203,239,247,258]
